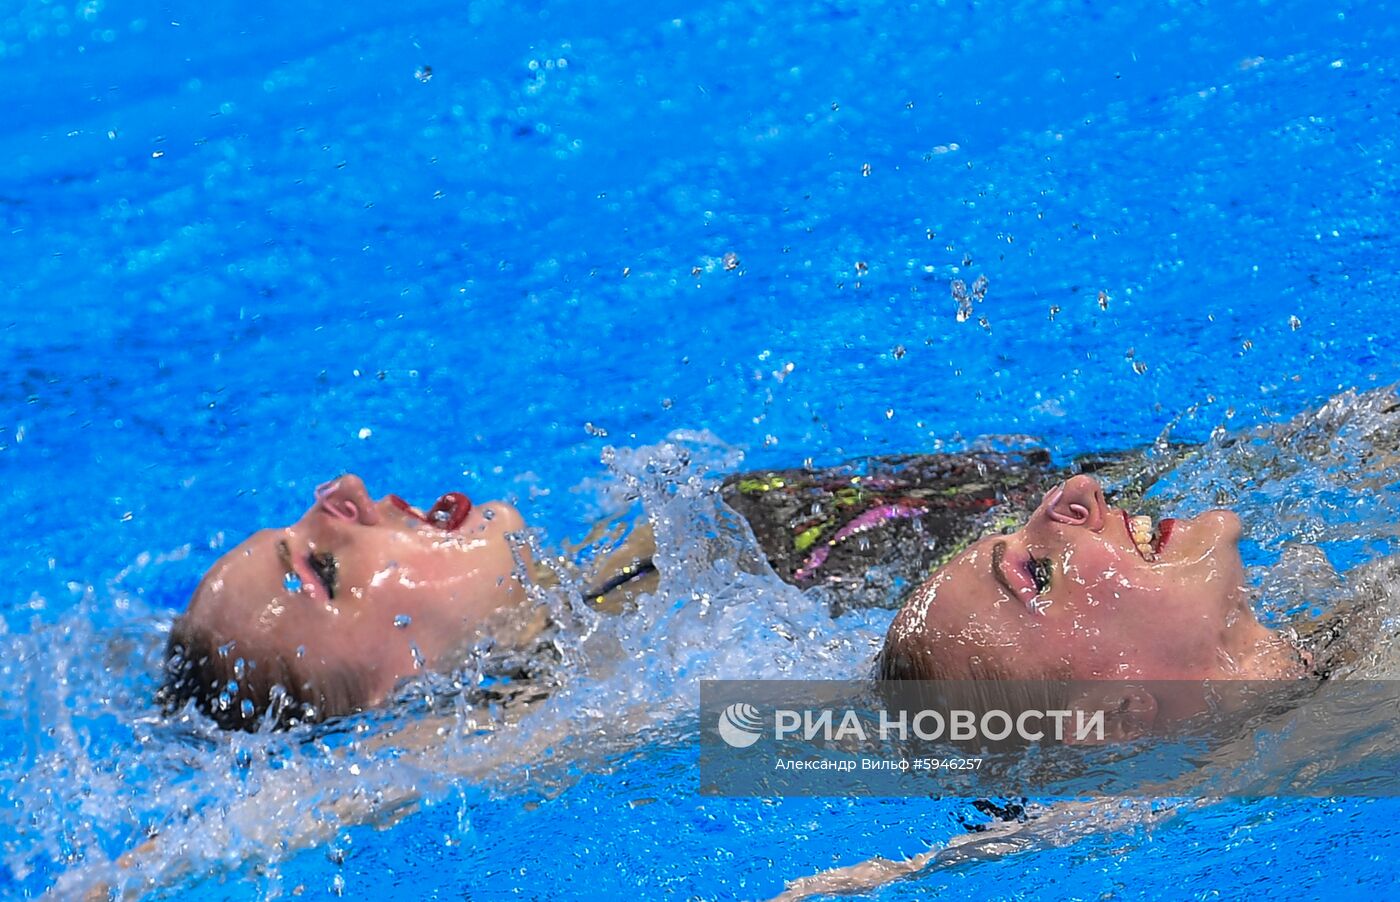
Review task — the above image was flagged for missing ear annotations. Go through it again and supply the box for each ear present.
[1064,684,1159,744]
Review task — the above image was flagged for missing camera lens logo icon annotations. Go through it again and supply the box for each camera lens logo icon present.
[717,702,764,748]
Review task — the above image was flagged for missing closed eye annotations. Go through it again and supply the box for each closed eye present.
[992,540,1053,601]
[1027,557,1052,594]
[309,551,339,599]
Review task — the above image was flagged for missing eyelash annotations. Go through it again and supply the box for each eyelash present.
[1027,557,1053,594]
[309,550,339,599]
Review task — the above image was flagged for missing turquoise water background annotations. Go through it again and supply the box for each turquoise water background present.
[4,0,1400,898]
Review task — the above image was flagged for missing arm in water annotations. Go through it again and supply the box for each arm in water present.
[770,798,1190,902]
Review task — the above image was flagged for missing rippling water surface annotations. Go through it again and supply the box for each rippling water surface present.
[4,0,1400,898]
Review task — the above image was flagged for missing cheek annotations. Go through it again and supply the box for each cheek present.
[350,548,503,609]
[1059,549,1139,596]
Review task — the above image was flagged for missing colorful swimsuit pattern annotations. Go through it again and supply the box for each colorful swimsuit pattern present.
[717,450,1063,612]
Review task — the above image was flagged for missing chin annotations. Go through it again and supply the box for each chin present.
[1182,509,1244,558]
[1205,509,1244,542]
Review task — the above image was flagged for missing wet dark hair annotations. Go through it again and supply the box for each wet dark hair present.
[158,616,368,732]
[877,640,937,681]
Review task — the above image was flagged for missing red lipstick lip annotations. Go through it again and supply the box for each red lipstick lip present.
[387,492,473,531]
[1157,518,1176,553]
[426,492,473,530]
[388,493,423,518]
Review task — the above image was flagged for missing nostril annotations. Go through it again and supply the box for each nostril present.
[314,476,373,524]
[321,498,359,521]
[1046,476,1107,531]
[1045,488,1079,524]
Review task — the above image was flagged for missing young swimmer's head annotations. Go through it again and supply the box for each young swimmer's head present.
[881,475,1306,683]
[161,474,532,730]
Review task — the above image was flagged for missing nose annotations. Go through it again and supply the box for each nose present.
[1043,474,1107,531]
[313,474,381,526]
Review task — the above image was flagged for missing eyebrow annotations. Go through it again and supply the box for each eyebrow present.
[989,539,1017,598]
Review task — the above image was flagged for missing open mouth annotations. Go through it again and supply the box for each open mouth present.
[388,492,473,531]
[1121,511,1176,561]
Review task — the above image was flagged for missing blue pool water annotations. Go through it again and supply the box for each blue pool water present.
[5,0,1400,897]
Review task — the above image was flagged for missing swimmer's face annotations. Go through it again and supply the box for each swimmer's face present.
[184,474,531,709]
[884,475,1297,681]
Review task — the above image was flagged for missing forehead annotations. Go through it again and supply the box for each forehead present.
[920,537,1011,615]
[944,534,1003,573]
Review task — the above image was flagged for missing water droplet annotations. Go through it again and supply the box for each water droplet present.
[357,427,372,440]
[284,571,303,592]
[1097,290,1110,310]
[952,279,972,321]
[584,422,608,437]
[218,641,234,659]
[722,251,740,271]
[296,644,307,659]
[394,614,412,629]
[952,274,987,321]
[240,698,255,720]
[1289,315,1302,330]
[1048,305,1060,321]
[415,65,433,83]
[1132,360,1149,375]
[409,644,426,670]
[892,344,906,359]
[885,408,895,419]
[233,657,246,679]
[854,260,869,274]
[482,507,495,520]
